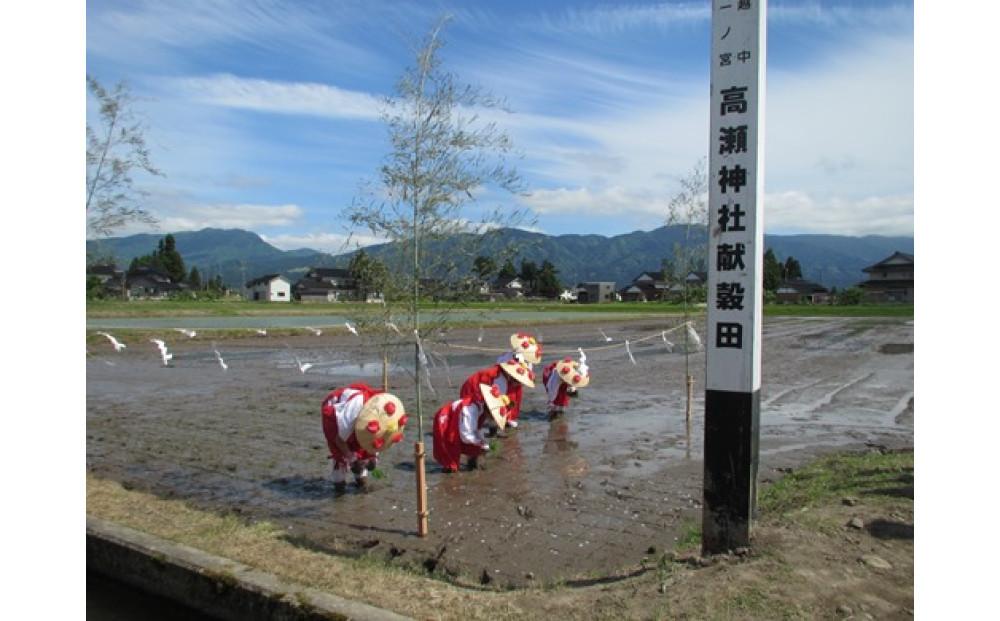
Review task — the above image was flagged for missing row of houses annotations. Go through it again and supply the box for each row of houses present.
[577,251,914,305]
[90,252,914,304]
[246,267,392,303]
[88,265,188,299]
[768,251,914,304]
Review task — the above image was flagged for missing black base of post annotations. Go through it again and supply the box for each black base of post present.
[702,389,760,554]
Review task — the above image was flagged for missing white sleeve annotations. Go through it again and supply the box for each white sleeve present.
[545,371,562,405]
[335,389,364,439]
[458,402,482,445]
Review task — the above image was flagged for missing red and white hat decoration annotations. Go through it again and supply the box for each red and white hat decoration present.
[509,332,542,365]
[354,393,408,453]
[479,383,510,429]
[499,358,536,388]
[556,357,591,388]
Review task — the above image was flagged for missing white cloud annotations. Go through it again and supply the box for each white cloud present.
[262,232,385,254]
[499,30,913,236]
[525,186,912,236]
[765,191,913,236]
[527,2,910,37]
[87,0,381,71]
[523,186,670,217]
[172,74,382,120]
[112,199,304,235]
[532,2,708,36]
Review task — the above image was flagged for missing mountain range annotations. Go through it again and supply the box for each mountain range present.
[86,226,914,291]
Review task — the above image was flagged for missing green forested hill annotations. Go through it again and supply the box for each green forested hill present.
[87,226,913,291]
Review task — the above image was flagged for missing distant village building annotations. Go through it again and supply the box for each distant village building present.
[126,266,183,300]
[493,276,525,299]
[620,271,670,302]
[292,267,356,302]
[775,279,830,304]
[858,252,914,303]
[87,264,122,284]
[575,282,616,304]
[685,271,708,286]
[87,264,126,297]
[245,274,291,302]
[619,270,707,302]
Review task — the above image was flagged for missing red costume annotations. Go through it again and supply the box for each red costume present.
[321,383,382,468]
[432,397,491,472]
[461,364,525,423]
[542,362,571,408]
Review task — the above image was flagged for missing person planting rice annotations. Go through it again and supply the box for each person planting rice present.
[321,383,408,492]
[543,354,591,420]
[493,332,543,429]
[432,381,513,472]
[435,358,534,471]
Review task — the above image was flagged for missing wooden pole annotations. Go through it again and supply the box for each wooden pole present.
[415,441,429,537]
[686,374,694,452]
[382,350,389,392]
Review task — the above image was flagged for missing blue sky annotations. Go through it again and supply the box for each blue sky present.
[86,0,913,252]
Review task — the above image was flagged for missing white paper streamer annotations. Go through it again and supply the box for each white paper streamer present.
[686,323,702,351]
[477,327,484,343]
[344,321,359,336]
[386,321,402,335]
[412,331,437,395]
[625,339,637,365]
[661,331,675,352]
[599,328,612,342]
[414,330,430,366]
[150,339,173,366]
[577,347,589,376]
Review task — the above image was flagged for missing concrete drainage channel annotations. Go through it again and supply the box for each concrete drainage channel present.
[86,517,412,621]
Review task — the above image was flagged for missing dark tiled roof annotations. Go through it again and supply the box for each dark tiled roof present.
[863,251,914,272]
[129,266,173,281]
[294,277,355,292]
[633,270,666,282]
[306,267,351,279]
[127,275,181,291]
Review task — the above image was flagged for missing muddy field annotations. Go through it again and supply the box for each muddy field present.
[86,316,913,587]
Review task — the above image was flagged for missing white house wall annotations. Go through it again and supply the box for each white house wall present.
[268,279,291,302]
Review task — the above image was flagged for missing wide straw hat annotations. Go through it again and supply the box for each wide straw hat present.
[354,393,408,453]
[499,358,536,388]
[555,357,591,389]
[509,332,543,365]
[479,383,509,429]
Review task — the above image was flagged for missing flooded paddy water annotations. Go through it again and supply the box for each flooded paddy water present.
[86,316,913,587]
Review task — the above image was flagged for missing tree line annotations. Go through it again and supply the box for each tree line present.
[125,233,225,291]
[473,256,563,298]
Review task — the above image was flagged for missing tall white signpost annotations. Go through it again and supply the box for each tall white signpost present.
[703,0,766,554]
